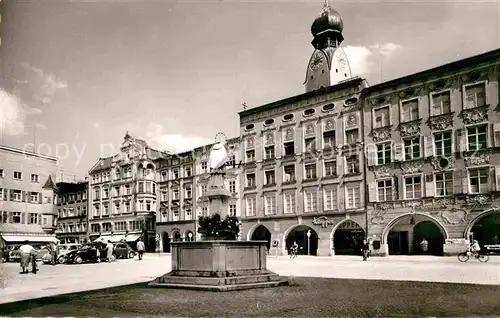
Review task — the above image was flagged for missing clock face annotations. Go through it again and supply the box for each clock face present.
[310,52,324,71]
[338,58,347,69]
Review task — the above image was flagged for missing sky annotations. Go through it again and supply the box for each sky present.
[0,0,499,180]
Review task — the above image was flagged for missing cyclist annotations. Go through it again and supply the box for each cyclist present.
[471,240,481,257]
[290,241,298,258]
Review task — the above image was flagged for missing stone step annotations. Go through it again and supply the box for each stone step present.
[156,274,280,286]
[148,280,287,292]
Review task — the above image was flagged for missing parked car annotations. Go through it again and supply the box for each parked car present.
[8,245,21,262]
[61,243,115,264]
[42,244,82,264]
[114,243,136,259]
[7,244,49,262]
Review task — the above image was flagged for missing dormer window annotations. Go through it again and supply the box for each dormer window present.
[283,114,294,122]
[303,109,315,116]
[245,124,255,131]
[345,97,358,107]
[264,119,274,126]
[322,104,335,112]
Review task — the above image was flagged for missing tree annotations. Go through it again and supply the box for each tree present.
[198,213,240,240]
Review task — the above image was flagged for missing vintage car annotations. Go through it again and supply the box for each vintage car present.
[43,244,82,264]
[60,243,115,264]
[114,242,136,259]
[7,244,49,262]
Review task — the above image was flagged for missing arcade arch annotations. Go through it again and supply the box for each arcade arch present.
[172,230,182,242]
[382,213,448,256]
[283,225,318,256]
[249,225,272,250]
[331,219,365,255]
[185,231,195,242]
[162,232,170,253]
[465,209,500,248]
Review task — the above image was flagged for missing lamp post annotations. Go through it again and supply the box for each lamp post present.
[188,232,193,242]
[307,230,311,256]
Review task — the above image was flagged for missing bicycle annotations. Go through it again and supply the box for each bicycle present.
[457,248,489,263]
[289,248,298,258]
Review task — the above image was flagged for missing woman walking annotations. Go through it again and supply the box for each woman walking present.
[106,240,114,262]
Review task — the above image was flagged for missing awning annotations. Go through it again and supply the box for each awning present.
[93,235,112,243]
[1,235,59,243]
[123,234,141,242]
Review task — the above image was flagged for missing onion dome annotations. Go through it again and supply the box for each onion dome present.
[311,1,344,37]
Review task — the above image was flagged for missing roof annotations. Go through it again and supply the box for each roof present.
[0,224,47,234]
[363,48,500,96]
[88,156,114,174]
[238,77,364,118]
[56,181,88,194]
[42,175,57,190]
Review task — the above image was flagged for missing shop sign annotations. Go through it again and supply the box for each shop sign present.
[312,216,335,228]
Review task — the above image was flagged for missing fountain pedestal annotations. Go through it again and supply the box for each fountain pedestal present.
[148,171,286,291]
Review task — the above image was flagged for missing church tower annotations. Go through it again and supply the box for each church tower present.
[304,0,352,92]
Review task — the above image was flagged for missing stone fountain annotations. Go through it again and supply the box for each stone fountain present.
[148,134,285,291]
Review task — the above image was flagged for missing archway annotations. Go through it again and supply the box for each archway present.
[285,225,318,256]
[383,213,448,256]
[469,210,500,251]
[162,232,170,253]
[250,225,271,251]
[332,220,365,255]
[172,231,182,242]
[185,231,195,242]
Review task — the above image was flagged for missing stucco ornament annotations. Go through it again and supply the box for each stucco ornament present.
[441,208,467,225]
[372,127,391,142]
[374,165,392,179]
[399,122,420,137]
[429,113,453,131]
[208,133,229,171]
[465,153,491,166]
[460,107,489,125]
[401,160,423,174]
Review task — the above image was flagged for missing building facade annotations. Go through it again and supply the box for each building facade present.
[363,49,500,256]
[0,145,58,244]
[155,137,242,252]
[54,181,88,244]
[88,133,167,252]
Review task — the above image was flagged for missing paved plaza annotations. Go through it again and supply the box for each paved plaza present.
[1,254,499,305]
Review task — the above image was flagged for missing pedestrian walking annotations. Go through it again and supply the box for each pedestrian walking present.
[19,241,35,274]
[49,241,58,265]
[106,240,114,262]
[136,238,145,260]
[362,240,370,261]
[420,238,428,254]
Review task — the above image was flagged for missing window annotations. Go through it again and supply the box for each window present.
[469,168,489,193]
[431,91,451,116]
[229,204,236,216]
[114,202,121,214]
[161,171,168,181]
[29,213,38,224]
[246,173,256,187]
[124,202,130,212]
[91,224,100,233]
[374,106,390,128]
[304,137,316,152]
[115,169,121,180]
[323,131,336,149]
[227,154,236,167]
[185,166,192,177]
[404,176,422,199]
[264,146,275,159]
[0,169,3,177]
[185,209,192,220]
[125,185,131,195]
[173,209,179,221]
[31,174,39,183]
[345,130,359,144]
[324,188,337,210]
[434,132,452,156]
[283,165,295,182]
[467,125,487,151]
[324,160,336,177]
[401,99,419,122]
[229,180,236,193]
[284,141,295,156]
[103,204,109,215]
[173,169,179,179]
[246,197,256,216]
[103,188,109,199]
[201,185,207,195]
[173,189,179,200]
[404,138,421,160]
[115,221,127,231]
[30,192,38,203]
[346,155,359,174]
[0,188,3,201]
[376,142,391,165]
[246,150,255,162]
[13,171,22,180]
[265,170,275,185]
[201,207,208,217]
[465,83,486,109]
[161,190,168,201]
[185,186,192,198]
[435,172,453,196]
[377,179,393,202]
[13,212,21,223]
[12,190,22,201]
[304,191,317,212]
[264,195,276,215]
[93,205,100,217]
[283,192,296,214]
[346,184,360,209]
[304,163,317,179]
[114,186,120,196]
[201,162,207,172]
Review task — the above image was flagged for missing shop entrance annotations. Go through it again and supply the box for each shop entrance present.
[162,232,171,253]
[333,220,365,255]
[470,211,500,253]
[250,225,272,250]
[285,225,318,256]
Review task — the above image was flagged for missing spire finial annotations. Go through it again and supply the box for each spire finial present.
[321,0,331,15]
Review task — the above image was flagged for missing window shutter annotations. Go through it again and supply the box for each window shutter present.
[38,213,42,224]
[493,123,500,147]
[3,190,7,201]
[368,182,378,202]
[495,166,500,191]
[38,193,43,204]
[456,129,467,153]
[21,191,26,202]
[26,192,31,203]
[462,170,469,194]
[8,212,13,223]
[423,135,435,158]
[21,212,26,224]
[425,174,435,197]
[454,170,464,194]
[366,146,377,166]
[9,190,14,201]
[393,142,404,162]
